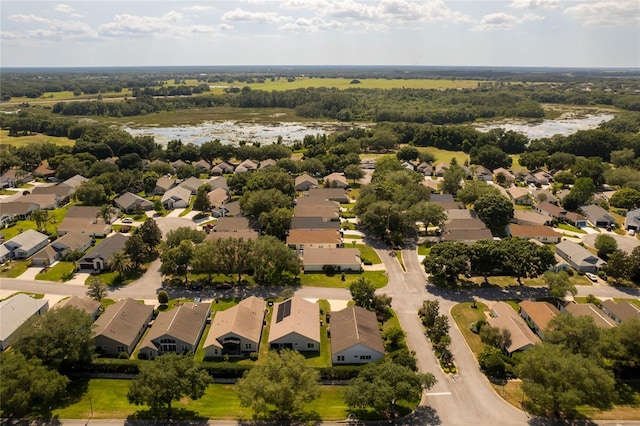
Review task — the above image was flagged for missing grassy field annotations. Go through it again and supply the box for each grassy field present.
[0,207,68,240]
[35,261,75,282]
[469,273,591,288]
[355,244,382,265]
[299,270,387,289]
[417,147,470,165]
[0,129,75,146]
[0,260,29,278]
[450,302,489,356]
[53,378,348,420]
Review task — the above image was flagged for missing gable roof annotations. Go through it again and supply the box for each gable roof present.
[444,217,487,230]
[4,229,49,251]
[114,192,153,211]
[487,302,540,353]
[507,186,531,201]
[207,188,230,207]
[286,229,342,245]
[55,296,101,316]
[58,206,111,235]
[442,228,494,243]
[213,216,258,232]
[625,208,640,229]
[16,193,59,208]
[302,247,360,266]
[294,205,340,220]
[205,296,266,349]
[259,159,277,169]
[31,183,74,198]
[141,302,210,348]
[295,173,318,189]
[555,240,605,268]
[155,177,179,192]
[513,210,549,226]
[34,160,56,177]
[536,201,566,218]
[330,305,385,355]
[446,209,477,220]
[52,231,93,252]
[290,216,341,231]
[93,298,154,346]
[206,176,228,190]
[307,188,349,202]
[179,177,206,193]
[323,173,349,187]
[0,293,49,345]
[269,297,320,343]
[580,204,616,224]
[0,202,39,217]
[79,234,129,263]
[519,301,559,332]
[601,300,640,323]
[62,174,88,189]
[161,186,192,203]
[565,303,615,328]
[508,224,561,239]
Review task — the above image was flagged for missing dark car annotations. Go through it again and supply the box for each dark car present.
[189,283,203,291]
[215,283,233,290]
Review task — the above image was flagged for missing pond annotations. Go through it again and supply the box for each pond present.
[475,112,614,140]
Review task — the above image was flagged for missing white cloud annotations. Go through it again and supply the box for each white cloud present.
[7,13,98,40]
[54,4,75,13]
[9,14,50,24]
[221,8,291,23]
[278,16,344,32]
[98,11,224,39]
[564,0,640,27]
[182,5,213,11]
[509,0,560,9]
[317,0,472,24]
[471,12,543,31]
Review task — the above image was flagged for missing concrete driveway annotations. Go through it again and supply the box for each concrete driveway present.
[582,232,640,254]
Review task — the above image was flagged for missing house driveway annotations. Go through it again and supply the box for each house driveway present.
[166,208,186,218]
[582,233,640,254]
[67,272,91,286]
[16,266,41,280]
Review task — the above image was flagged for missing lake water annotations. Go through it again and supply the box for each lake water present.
[475,113,615,140]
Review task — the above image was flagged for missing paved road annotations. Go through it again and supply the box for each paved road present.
[582,232,640,255]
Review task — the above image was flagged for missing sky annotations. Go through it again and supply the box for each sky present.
[1,0,639,68]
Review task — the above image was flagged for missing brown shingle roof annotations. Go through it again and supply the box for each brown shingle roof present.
[205,296,266,349]
[302,248,360,266]
[330,306,385,355]
[93,298,154,346]
[600,300,640,323]
[269,297,320,343]
[565,303,615,328]
[487,302,540,354]
[286,229,342,245]
[508,224,561,239]
[140,302,210,348]
[55,296,101,317]
[519,301,559,332]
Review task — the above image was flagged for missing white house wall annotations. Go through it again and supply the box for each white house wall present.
[332,343,384,365]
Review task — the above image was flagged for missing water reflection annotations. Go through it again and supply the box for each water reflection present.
[476,113,614,140]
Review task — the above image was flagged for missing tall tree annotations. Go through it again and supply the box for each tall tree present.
[30,209,49,233]
[124,233,150,268]
[108,251,132,280]
[349,277,376,310]
[0,351,70,418]
[408,201,446,229]
[440,165,466,195]
[344,164,365,183]
[127,353,210,419]
[138,218,163,252]
[212,237,254,283]
[258,207,293,241]
[193,184,211,212]
[236,349,320,420]
[543,271,577,298]
[457,179,500,205]
[562,177,595,211]
[251,236,301,285]
[500,238,554,284]
[344,362,436,420]
[473,193,514,234]
[12,306,95,372]
[165,226,205,248]
[470,239,504,282]
[545,314,601,358]
[86,277,108,301]
[160,240,194,283]
[594,234,617,260]
[603,249,633,284]
[423,242,470,285]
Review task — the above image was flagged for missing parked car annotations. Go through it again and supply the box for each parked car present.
[122,218,133,224]
[215,283,232,290]
[585,272,598,282]
[629,229,636,236]
[189,283,203,291]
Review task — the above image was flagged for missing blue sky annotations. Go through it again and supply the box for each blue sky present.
[1,0,638,68]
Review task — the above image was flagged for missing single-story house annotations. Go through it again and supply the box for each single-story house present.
[555,240,606,274]
[533,170,552,186]
[531,189,557,205]
[77,234,129,274]
[114,192,153,213]
[290,217,341,231]
[269,297,320,352]
[206,230,259,241]
[401,161,416,171]
[600,300,640,324]
[154,177,179,195]
[417,162,433,176]
[54,296,101,319]
[161,186,191,210]
[259,159,277,169]
[234,159,258,174]
[564,212,588,228]
[94,298,154,356]
[519,301,559,340]
[580,204,617,228]
[58,206,112,237]
[512,210,550,227]
[294,204,340,221]
[563,303,615,328]
[330,306,385,365]
[323,173,350,189]
[0,202,39,225]
[431,194,455,204]
[31,184,74,205]
[487,302,540,356]
[204,296,266,358]
[287,229,342,250]
[16,193,61,210]
[213,217,260,233]
[3,229,49,259]
[0,246,10,263]
[207,188,230,208]
[62,174,88,190]
[0,293,49,350]
[446,209,477,221]
[493,168,516,185]
[625,208,640,231]
[193,159,212,173]
[507,224,562,244]
[441,228,494,244]
[422,179,440,192]
[31,232,93,267]
[302,247,361,272]
[178,177,206,195]
[138,302,210,359]
[206,176,228,191]
[211,161,235,176]
[34,160,56,179]
[0,169,33,188]
[170,159,188,170]
[443,217,488,231]
[473,165,493,182]
[435,163,449,177]
[295,174,319,192]
[307,188,350,204]
[507,187,532,206]
[534,201,567,222]
[30,245,58,267]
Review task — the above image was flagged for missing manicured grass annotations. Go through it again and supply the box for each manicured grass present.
[416,147,470,166]
[343,234,362,240]
[451,302,489,356]
[0,291,44,302]
[194,323,211,361]
[35,261,76,282]
[0,129,75,147]
[556,223,587,234]
[0,207,68,240]
[355,244,382,265]
[157,298,198,312]
[300,270,387,289]
[304,299,332,368]
[53,379,348,420]
[469,273,591,288]
[0,260,29,278]
[417,245,431,256]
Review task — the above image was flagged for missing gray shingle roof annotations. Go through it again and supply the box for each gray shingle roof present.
[330,306,384,355]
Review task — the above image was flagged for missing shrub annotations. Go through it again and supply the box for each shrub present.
[157,290,169,305]
[118,351,130,359]
[249,352,258,361]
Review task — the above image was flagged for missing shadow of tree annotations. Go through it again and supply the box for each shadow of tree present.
[528,417,597,426]
[126,408,207,422]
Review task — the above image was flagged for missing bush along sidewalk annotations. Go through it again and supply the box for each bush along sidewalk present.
[418,300,457,374]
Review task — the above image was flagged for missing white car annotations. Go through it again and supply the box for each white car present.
[122,218,133,224]
[629,229,636,236]
[585,272,598,282]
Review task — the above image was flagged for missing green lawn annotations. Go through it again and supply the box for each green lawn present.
[0,206,68,240]
[417,245,431,256]
[355,244,382,265]
[0,260,29,278]
[556,223,587,234]
[300,270,387,289]
[53,379,348,420]
[35,261,76,282]
[304,299,332,367]
[0,129,75,147]
[416,147,470,166]
[450,302,489,356]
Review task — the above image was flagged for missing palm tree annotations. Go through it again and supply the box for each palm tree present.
[98,204,115,224]
[30,209,49,232]
[108,251,132,281]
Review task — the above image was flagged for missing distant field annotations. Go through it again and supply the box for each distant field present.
[3,89,133,105]
[0,129,75,147]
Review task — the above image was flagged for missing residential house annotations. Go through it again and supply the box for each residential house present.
[54,296,101,319]
[0,245,10,263]
[16,193,60,210]
[294,204,340,221]
[161,186,191,210]
[193,159,212,173]
[294,174,319,192]
[0,293,49,350]
[493,168,516,185]
[512,210,550,227]
[601,300,640,324]
[422,179,440,192]
[31,183,74,204]
[401,161,416,171]
[507,187,532,206]
[31,232,93,267]
[473,165,493,182]
[139,302,210,359]
[514,169,537,185]
[211,161,235,176]
[234,159,258,174]
[287,229,342,250]
[443,217,488,231]
[531,189,558,206]
[33,160,56,179]
[206,176,229,191]
[0,169,32,188]
[62,174,88,190]
[178,177,206,195]
[259,159,277,169]
[441,228,494,243]
[564,212,588,228]
[3,229,49,259]
[555,240,606,274]
[204,296,266,358]
[624,208,640,231]
[77,234,129,273]
[154,177,179,195]
[269,297,320,352]
[0,202,39,226]
[416,162,433,176]
[322,173,349,189]
[94,298,154,356]
[330,306,385,365]
[431,194,455,204]
[580,204,617,228]
[487,302,540,356]
[170,159,188,170]
[114,192,153,213]
[290,217,341,231]
[507,224,562,244]
[563,303,615,328]
[207,188,230,208]
[533,170,552,186]
[307,188,350,204]
[302,247,361,272]
[534,201,566,222]
[213,217,259,233]
[446,209,478,220]
[58,206,112,237]
[435,163,449,177]
[519,301,559,340]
